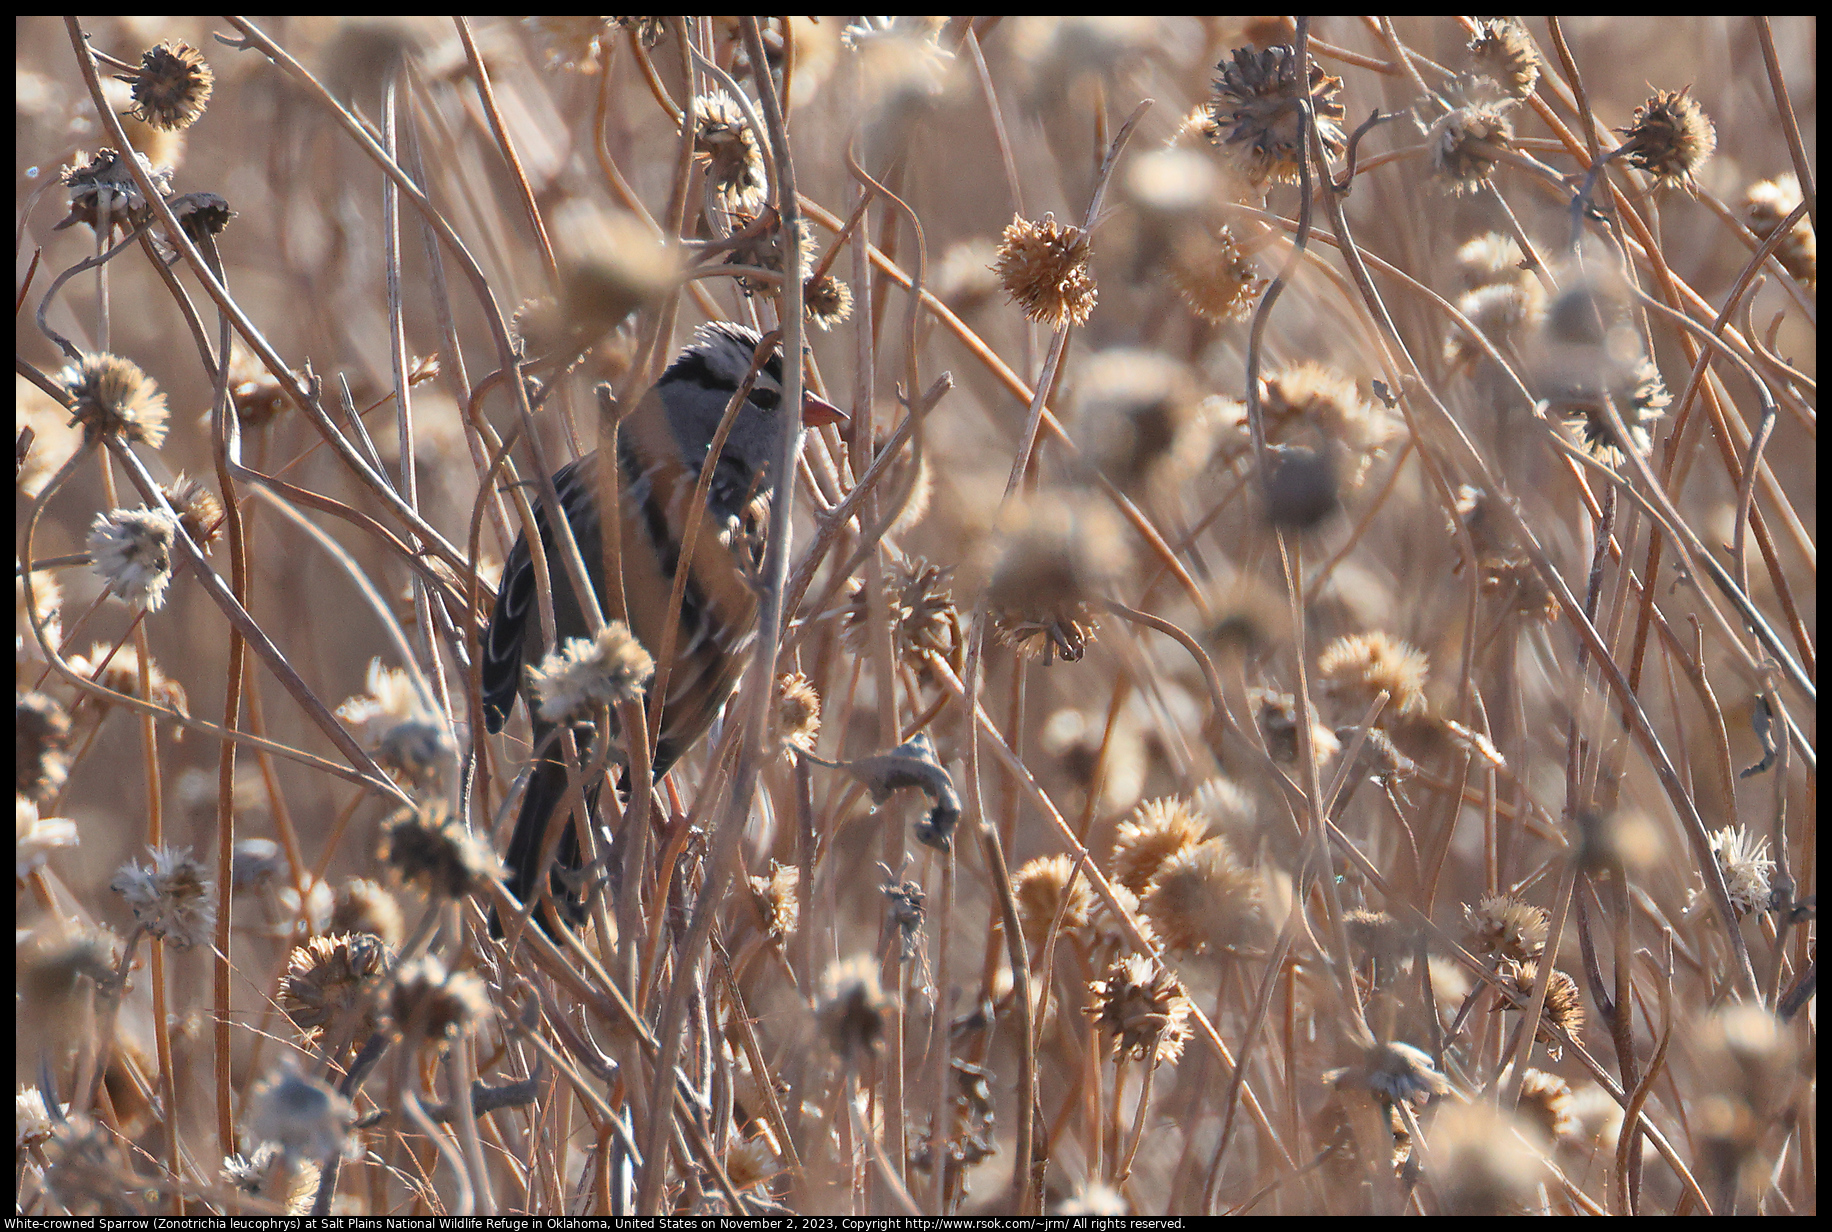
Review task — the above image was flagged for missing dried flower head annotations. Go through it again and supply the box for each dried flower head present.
[748,862,800,943]
[1444,280,1546,370]
[244,1066,354,1163]
[1455,232,1532,289]
[1426,84,1516,194]
[1075,349,1211,495]
[1317,631,1430,719]
[802,272,854,329]
[1256,361,1393,475]
[337,658,456,792]
[1088,953,1192,1065]
[817,954,894,1063]
[1142,837,1263,955]
[378,799,500,902]
[87,507,179,612]
[530,622,656,724]
[1515,1068,1578,1143]
[17,690,74,807]
[63,353,169,448]
[1467,19,1540,99]
[1167,223,1266,323]
[1693,1003,1798,1118]
[773,671,821,755]
[1495,960,1584,1057]
[1012,853,1097,951]
[1111,796,1209,894]
[1463,892,1549,962]
[110,844,216,948]
[842,556,963,680]
[552,203,678,346]
[387,954,490,1044]
[277,931,391,1043]
[18,797,78,878]
[692,90,767,214]
[1426,1101,1549,1215]
[994,212,1097,327]
[122,40,214,130]
[68,642,189,717]
[1696,824,1776,919]
[56,148,169,235]
[1327,1038,1450,1107]
[985,494,1124,663]
[1743,175,1815,289]
[724,208,817,295]
[160,473,224,553]
[1250,686,1340,766]
[330,879,405,948]
[1617,87,1716,191]
[1207,45,1346,186]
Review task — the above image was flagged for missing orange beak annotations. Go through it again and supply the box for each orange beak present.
[800,390,847,430]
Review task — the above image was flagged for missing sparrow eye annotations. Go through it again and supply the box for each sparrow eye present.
[748,387,781,411]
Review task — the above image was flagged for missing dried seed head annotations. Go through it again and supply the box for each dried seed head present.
[1463,892,1549,962]
[68,643,189,717]
[1142,837,1263,956]
[87,507,179,612]
[724,208,818,295]
[773,672,821,755]
[1445,280,1546,370]
[1743,175,1815,288]
[530,622,656,724]
[378,800,500,902]
[1693,1003,1798,1117]
[1207,44,1346,186]
[1534,276,1669,461]
[1317,630,1430,719]
[552,203,678,345]
[1696,824,1776,919]
[817,954,894,1063]
[1426,1101,1549,1215]
[802,272,854,329]
[63,353,169,448]
[386,955,490,1044]
[984,494,1124,663]
[56,148,169,235]
[330,879,405,949]
[110,844,216,948]
[1075,349,1212,495]
[1250,686,1340,767]
[1111,797,1209,894]
[994,212,1098,327]
[1618,87,1716,191]
[277,931,391,1043]
[17,691,73,807]
[1427,85,1516,195]
[747,862,800,943]
[1167,224,1266,323]
[161,473,224,553]
[122,40,214,131]
[1455,232,1531,289]
[1467,19,1540,100]
[1515,1069,1578,1144]
[1012,853,1097,951]
[692,90,767,214]
[1495,960,1585,1057]
[1328,1039,1449,1107]
[1258,360,1392,463]
[842,557,962,681]
[1088,953,1192,1065]
[244,1066,354,1164]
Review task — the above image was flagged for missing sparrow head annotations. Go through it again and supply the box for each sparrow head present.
[657,321,845,490]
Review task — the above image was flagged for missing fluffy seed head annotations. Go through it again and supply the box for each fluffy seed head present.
[1111,797,1209,894]
[1142,837,1263,956]
[63,353,169,448]
[1618,87,1716,190]
[994,212,1098,327]
[1317,630,1430,719]
[1467,19,1540,99]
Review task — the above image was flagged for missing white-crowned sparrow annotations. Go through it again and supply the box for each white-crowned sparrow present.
[483,320,843,932]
